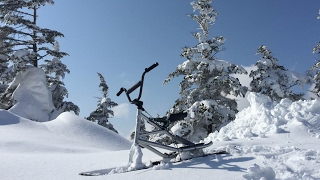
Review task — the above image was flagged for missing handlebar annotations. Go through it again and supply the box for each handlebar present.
[116,88,125,96]
[145,62,159,73]
[116,62,159,102]
[126,81,142,95]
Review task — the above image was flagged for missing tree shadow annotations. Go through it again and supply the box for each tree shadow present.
[167,154,254,172]
[0,110,21,125]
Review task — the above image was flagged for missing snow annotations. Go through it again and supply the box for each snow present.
[171,120,194,139]
[13,49,29,59]
[8,67,55,122]
[128,144,144,170]
[1,92,320,179]
[52,41,60,52]
[0,110,131,153]
[0,54,8,60]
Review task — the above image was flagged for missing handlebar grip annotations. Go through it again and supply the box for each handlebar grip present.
[127,81,142,94]
[116,88,125,96]
[145,62,159,73]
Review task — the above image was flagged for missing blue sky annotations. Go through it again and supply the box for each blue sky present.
[36,0,320,137]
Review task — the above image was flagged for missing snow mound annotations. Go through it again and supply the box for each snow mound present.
[8,67,55,122]
[0,110,131,153]
[45,112,131,151]
[243,164,275,180]
[204,92,320,179]
[205,92,320,141]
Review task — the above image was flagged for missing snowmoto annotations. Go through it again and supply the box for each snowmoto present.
[79,62,217,176]
[116,62,213,163]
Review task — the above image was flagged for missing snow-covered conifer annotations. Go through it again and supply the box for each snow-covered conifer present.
[0,24,13,108]
[40,41,79,115]
[86,73,118,133]
[0,58,8,95]
[308,10,320,97]
[0,0,67,69]
[0,1,78,114]
[163,0,248,141]
[250,45,306,102]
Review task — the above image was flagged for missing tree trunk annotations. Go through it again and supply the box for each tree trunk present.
[32,6,38,67]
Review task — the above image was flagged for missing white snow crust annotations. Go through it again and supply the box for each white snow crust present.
[1,92,320,180]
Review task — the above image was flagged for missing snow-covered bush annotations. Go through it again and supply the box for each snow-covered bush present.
[163,0,247,141]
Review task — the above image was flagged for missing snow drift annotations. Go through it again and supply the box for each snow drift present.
[0,110,131,153]
[204,92,320,179]
[205,92,320,141]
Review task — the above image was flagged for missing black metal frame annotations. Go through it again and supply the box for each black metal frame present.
[117,62,212,159]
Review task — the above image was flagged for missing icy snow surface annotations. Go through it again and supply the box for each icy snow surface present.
[1,92,320,179]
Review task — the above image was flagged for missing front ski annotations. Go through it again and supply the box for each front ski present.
[79,150,228,176]
[79,162,160,176]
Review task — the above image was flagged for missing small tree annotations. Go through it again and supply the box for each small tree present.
[87,73,118,133]
[164,0,247,141]
[250,45,306,102]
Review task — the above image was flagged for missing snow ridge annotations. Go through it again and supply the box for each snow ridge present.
[205,92,320,141]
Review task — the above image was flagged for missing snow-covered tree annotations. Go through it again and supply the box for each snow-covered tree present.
[308,10,320,97]
[0,0,67,68]
[40,41,79,115]
[0,0,78,114]
[86,73,118,133]
[250,45,306,102]
[0,57,9,95]
[163,0,248,141]
[0,24,13,108]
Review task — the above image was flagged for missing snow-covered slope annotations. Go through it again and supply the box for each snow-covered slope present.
[204,92,320,179]
[0,110,131,153]
[1,92,320,180]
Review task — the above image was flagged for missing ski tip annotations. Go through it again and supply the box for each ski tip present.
[79,173,94,176]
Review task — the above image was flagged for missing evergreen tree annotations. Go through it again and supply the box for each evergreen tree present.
[0,0,66,69]
[0,0,78,114]
[0,22,13,108]
[0,57,10,109]
[0,55,9,94]
[309,10,320,97]
[40,41,79,115]
[250,45,306,102]
[87,73,118,133]
[164,0,248,141]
